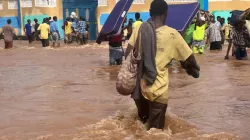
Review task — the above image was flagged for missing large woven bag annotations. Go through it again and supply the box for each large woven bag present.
[116,31,141,96]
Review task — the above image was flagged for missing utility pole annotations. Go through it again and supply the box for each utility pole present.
[17,0,23,35]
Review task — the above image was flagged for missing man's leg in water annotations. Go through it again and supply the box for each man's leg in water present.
[198,46,205,54]
[192,46,199,54]
[116,49,124,65]
[109,48,116,65]
[116,58,123,65]
[225,39,232,59]
[148,101,168,130]
[134,94,149,124]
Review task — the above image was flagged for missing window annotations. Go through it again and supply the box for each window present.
[35,0,56,7]
[8,0,18,9]
[116,0,146,4]
[133,0,146,4]
[98,0,107,6]
[22,0,32,7]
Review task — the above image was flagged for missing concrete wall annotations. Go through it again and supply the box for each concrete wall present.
[208,0,250,23]
[209,0,250,11]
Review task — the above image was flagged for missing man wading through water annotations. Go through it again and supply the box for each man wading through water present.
[1,19,16,49]
[125,0,200,129]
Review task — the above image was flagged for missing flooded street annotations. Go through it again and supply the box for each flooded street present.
[0,41,249,140]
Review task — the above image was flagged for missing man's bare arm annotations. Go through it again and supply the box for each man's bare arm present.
[225,40,233,59]
[239,8,250,20]
[180,54,200,78]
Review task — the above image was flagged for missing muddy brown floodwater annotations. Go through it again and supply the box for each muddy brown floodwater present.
[0,41,250,140]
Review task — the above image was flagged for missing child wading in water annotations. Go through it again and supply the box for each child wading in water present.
[192,17,207,54]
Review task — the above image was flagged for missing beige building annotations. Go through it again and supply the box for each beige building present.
[0,0,63,35]
[209,0,250,11]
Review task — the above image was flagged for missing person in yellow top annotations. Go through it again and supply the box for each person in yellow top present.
[192,16,207,54]
[125,0,200,130]
[133,12,143,28]
[64,17,73,44]
[221,17,232,40]
[37,18,50,47]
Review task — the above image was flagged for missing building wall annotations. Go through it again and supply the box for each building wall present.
[0,0,63,36]
[209,0,250,11]
[209,0,250,22]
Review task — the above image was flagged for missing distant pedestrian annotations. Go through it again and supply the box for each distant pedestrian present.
[45,18,51,46]
[64,17,73,44]
[123,18,133,40]
[133,12,143,28]
[50,16,60,47]
[48,17,52,25]
[85,19,89,41]
[192,17,207,54]
[220,18,225,26]
[231,20,248,60]
[72,18,79,43]
[1,19,15,49]
[37,18,50,47]
[108,27,123,65]
[220,18,226,44]
[207,16,223,50]
[24,19,33,44]
[77,17,87,45]
[33,19,40,41]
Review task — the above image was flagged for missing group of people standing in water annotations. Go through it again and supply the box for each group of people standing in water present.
[184,9,250,60]
[62,16,89,45]
[0,15,89,49]
[108,8,250,68]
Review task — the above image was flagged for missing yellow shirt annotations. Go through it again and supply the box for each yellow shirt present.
[128,25,193,104]
[193,24,207,41]
[133,21,143,28]
[221,23,232,40]
[65,22,73,35]
[37,23,50,39]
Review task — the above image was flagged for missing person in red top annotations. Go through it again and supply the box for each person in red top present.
[108,27,124,65]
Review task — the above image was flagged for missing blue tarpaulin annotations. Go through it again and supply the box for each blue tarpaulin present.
[97,1,200,43]
[165,2,200,34]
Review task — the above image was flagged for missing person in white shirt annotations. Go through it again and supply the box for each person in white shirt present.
[207,16,224,50]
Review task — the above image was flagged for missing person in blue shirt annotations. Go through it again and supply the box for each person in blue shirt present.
[72,18,79,43]
[24,19,33,44]
[77,17,86,45]
[50,16,60,47]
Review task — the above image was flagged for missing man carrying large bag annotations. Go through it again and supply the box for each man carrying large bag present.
[117,0,200,130]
